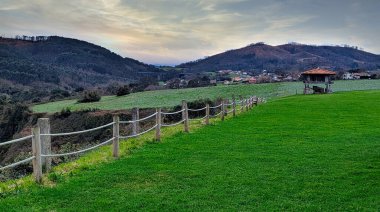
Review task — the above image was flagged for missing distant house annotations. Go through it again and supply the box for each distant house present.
[242,78,249,84]
[343,72,354,80]
[248,77,257,84]
[210,79,217,85]
[284,76,293,81]
[223,80,231,85]
[272,75,281,82]
[232,77,242,82]
[353,72,370,79]
[218,70,232,75]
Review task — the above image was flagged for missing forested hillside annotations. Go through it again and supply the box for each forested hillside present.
[178,43,380,72]
[0,36,160,103]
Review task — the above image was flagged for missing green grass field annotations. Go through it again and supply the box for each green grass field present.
[33,80,380,113]
[2,90,379,210]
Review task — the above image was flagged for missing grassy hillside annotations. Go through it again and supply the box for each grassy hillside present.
[2,90,379,210]
[33,79,380,113]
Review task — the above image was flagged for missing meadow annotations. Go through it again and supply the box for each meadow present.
[33,79,380,113]
[2,90,379,210]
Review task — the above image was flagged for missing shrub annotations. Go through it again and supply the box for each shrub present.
[0,94,10,105]
[78,91,101,103]
[54,107,71,119]
[49,89,71,100]
[116,85,130,96]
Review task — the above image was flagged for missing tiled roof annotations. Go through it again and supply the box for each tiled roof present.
[301,68,336,75]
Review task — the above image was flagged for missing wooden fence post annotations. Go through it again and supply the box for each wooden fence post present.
[221,100,225,121]
[240,96,244,112]
[156,108,161,141]
[132,107,140,136]
[205,104,210,125]
[182,100,189,132]
[224,99,228,116]
[232,96,236,117]
[32,127,42,183]
[112,115,119,158]
[245,98,249,112]
[37,118,51,172]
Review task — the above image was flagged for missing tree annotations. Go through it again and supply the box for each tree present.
[78,90,101,103]
[0,94,10,105]
[166,78,181,89]
[116,85,130,96]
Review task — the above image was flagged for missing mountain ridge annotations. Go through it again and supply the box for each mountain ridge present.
[178,42,380,72]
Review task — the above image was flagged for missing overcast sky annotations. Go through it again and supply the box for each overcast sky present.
[1,0,379,65]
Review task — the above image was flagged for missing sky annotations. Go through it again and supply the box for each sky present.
[0,0,379,65]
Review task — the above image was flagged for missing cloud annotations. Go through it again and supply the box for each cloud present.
[0,0,379,65]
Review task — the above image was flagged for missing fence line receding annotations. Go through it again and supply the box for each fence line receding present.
[0,95,262,182]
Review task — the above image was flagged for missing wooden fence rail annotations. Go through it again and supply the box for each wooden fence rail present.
[0,96,262,182]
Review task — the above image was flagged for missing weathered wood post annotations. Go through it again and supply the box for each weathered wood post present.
[221,100,225,121]
[37,118,51,172]
[245,98,249,112]
[239,96,244,112]
[112,115,119,158]
[242,98,245,111]
[132,107,140,136]
[32,127,42,183]
[205,104,210,125]
[182,100,189,132]
[224,99,228,116]
[155,108,161,141]
[232,96,236,117]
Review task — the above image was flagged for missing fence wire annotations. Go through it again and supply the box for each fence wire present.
[0,135,33,147]
[120,124,158,139]
[120,112,157,124]
[42,122,115,137]
[41,137,115,157]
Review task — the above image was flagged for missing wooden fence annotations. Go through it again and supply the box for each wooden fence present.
[0,96,262,182]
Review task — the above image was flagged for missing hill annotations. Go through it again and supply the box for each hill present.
[1,90,379,210]
[178,42,380,72]
[0,36,160,102]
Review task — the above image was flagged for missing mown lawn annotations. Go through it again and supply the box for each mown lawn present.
[2,90,379,211]
[33,79,380,113]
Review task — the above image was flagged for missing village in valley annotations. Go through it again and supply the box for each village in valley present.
[211,68,377,85]
[159,68,379,91]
